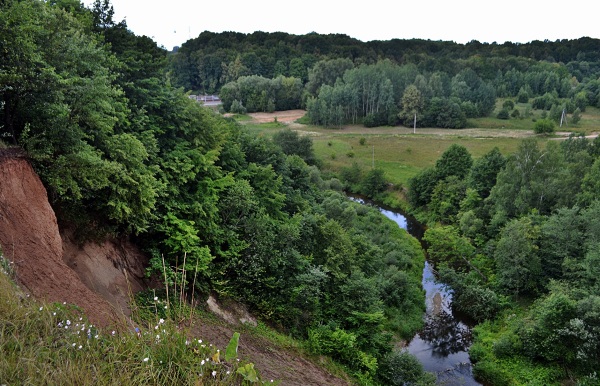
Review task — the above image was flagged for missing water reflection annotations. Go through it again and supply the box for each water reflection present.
[420,309,473,357]
[348,194,481,385]
[407,262,480,385]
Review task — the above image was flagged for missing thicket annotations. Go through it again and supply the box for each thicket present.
[408,135,600,384]
[0,1,428,383]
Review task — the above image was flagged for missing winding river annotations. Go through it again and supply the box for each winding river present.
[353,198,481,385]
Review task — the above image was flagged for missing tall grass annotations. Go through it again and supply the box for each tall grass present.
[0,256,273,385]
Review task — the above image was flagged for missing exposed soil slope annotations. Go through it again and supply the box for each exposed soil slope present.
[0,153,120,327]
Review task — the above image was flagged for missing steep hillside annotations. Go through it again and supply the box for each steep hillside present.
[0,150,351,385]
[0,151,121,326]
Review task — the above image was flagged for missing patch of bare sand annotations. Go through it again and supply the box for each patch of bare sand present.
[248,110,306,123]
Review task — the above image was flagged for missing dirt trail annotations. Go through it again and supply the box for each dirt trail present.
[190,321,349,386]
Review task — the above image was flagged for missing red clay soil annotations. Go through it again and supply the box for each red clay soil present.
[0,155,120,327]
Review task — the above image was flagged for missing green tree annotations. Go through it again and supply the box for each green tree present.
[494,217,542,297]
[360,168,387,198]
[571,107,582,124]
[423,225,475,271]
[377,350,436,386]
[272,129,317,165]
[468,147,506,199]
[435,144,473,180]
[399,85,424,131]
[429,176,467,223]
[407,167,439,208]
[489,139,564,218]
[533,118,555,134]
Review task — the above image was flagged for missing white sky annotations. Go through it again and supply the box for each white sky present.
[84,0,599,51]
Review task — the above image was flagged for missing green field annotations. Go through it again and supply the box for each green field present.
[237,103,600,187]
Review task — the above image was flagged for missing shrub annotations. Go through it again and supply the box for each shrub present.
[533,119,555,135]
[473,361,511,386]
[377,351,436,386]
[359,137,366,146]
[496,108,510,120]
[229,99,247,114]
[571,107,582,124]
[502,100,515,110]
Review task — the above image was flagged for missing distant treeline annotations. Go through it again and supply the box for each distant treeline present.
[170,31,600,128]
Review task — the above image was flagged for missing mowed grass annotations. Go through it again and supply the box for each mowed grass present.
[236,103,600,186]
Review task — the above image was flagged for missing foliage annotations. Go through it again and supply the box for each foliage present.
[360,168,387,198]
[272,128,317,165]
[435,144,473,180]
[533,118,555,134]
[377,351,436,386]
[0,270,269,385]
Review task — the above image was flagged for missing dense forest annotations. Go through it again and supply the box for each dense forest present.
[171,31,600,129]
[408,138,600,384]
[0,0,432,384]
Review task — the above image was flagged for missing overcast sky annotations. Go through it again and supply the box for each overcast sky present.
[84,0,599,50]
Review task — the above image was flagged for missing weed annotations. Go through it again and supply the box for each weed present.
[0,261,275,385]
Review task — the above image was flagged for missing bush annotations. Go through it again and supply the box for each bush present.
[497,108,510,120]
[492,332,521,358]
[229,99,247,114]
[377,351,436,386]
[533,119,555,134]
[307,325,377,375]
[571,107,582,124]
[517,87,529,103]
[360,168,387,198]
[473,361,511,386]
[502,100,515,110]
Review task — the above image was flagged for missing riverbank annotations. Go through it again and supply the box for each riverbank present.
[350,195,481,385]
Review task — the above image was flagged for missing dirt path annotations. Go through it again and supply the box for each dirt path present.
[245,110,591,139]
[190,321,350,386]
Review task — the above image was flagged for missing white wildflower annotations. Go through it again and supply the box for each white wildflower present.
[143,357,149,362]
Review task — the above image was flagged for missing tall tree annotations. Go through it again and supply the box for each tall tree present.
[399,85,423,132]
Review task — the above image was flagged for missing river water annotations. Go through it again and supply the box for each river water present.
[354,199,481,385]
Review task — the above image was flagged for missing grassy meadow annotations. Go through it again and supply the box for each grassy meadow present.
[235,99,600,188]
